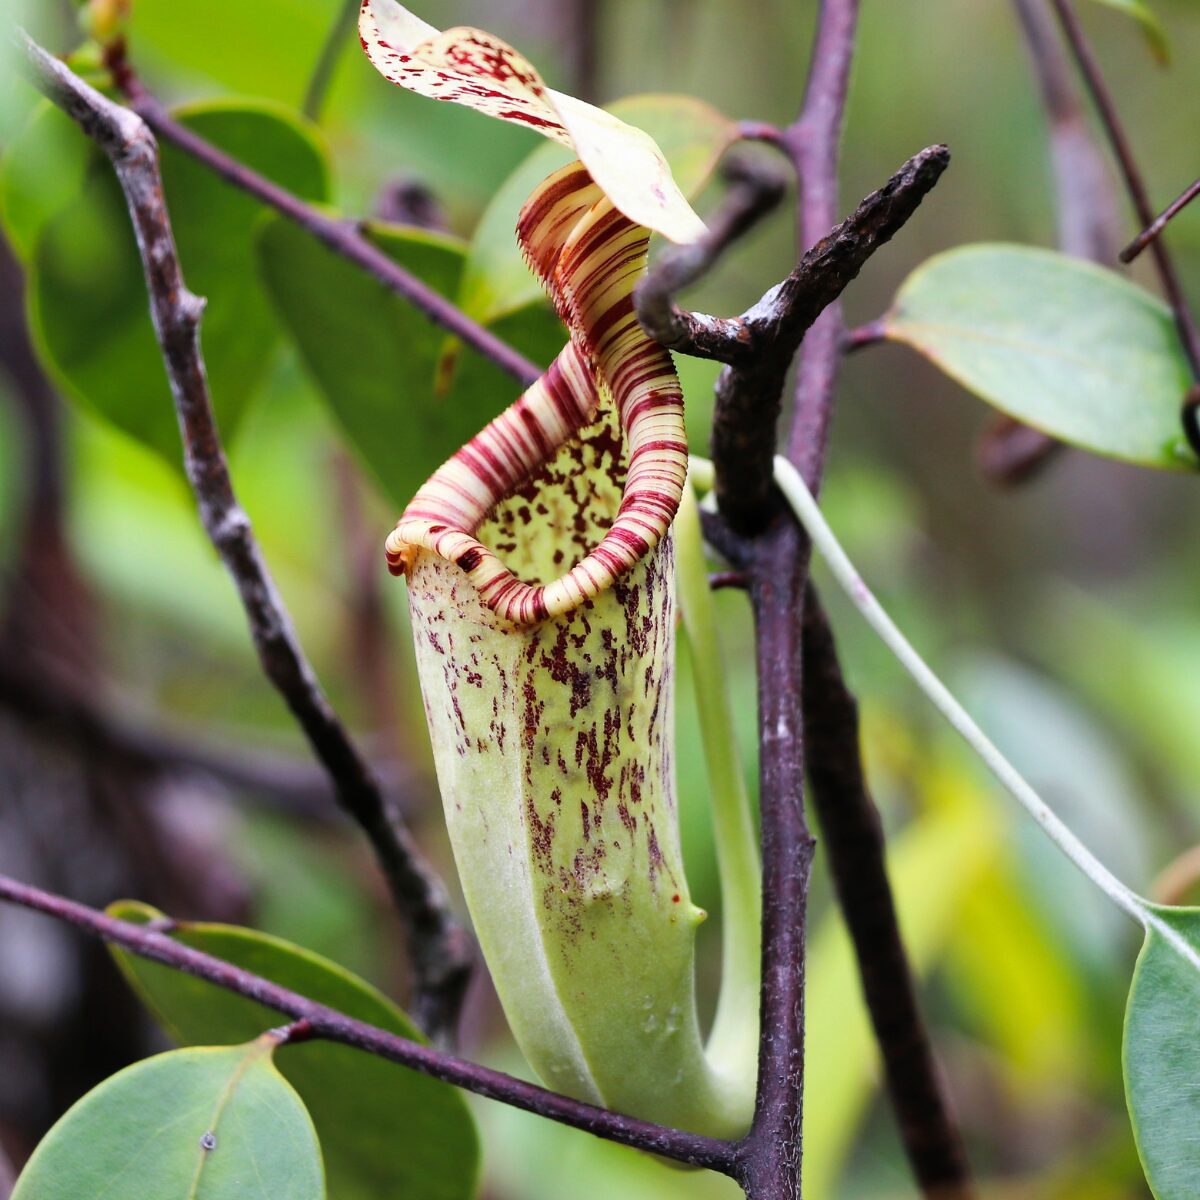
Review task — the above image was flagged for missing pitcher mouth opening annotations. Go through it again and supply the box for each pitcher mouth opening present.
[384,162,688,627]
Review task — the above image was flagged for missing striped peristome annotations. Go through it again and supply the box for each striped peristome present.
[360,2,754,1137]
[385,162,689,624]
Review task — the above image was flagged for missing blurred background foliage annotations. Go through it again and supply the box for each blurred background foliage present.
[1,1,1199,1197]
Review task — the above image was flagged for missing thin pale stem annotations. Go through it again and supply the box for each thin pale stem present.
[779,454,1200,980]
[773,455,1144,925]
[676,480,761,1078]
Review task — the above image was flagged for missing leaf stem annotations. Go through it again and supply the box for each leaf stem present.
[676,479,761,1083]
[302,0,358,121]
[770,454,1148,927]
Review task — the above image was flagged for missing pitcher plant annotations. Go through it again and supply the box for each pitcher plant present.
[360,0,758,1137]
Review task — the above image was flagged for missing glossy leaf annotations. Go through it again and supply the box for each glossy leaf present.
[459,94,737,329]
[256,215,564,509]
[1125,906,1200,1199]
[108,902,480,1200]
[1087,0,1169,63]
[12,1043,323,1200]
[27,101,329,462]
[884,244,1195,470]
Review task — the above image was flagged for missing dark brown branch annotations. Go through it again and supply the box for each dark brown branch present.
[19,33,473,1046]
[712,144,948,534]
[1047,0,1200,379]
[1122,173,1200,264]
[0,873,738,1174]
[102,49,541,389]
[781,0,860,492]
[724,3,974,1197]
[735,6,864,1199]
[641,143,947,535]
[801,587,974,1199]
[737,519,816,1200]
[635,156,787,365]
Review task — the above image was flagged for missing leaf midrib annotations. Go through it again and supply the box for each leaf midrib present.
[185,1041,274,1200]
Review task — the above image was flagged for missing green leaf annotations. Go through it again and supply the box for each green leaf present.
[129,0,333,101]
[459,94,737,328]
[1124,906,1200,1200]
[257,215,564,508]
[0,102,91,262]
[108,902,479,1200]
[1086,0,1169,64]
[884,244,1195,470]
[12,1042,323,1200]
[26,100,329,462]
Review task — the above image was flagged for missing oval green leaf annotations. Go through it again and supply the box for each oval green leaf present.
[257,215,564,508]
[107,902,479,1200]
[27,100,329,463]
[459,94,737,329]
[1124,906,1200,1199]
[12,1042,323,1200]
[884,244,1196,470]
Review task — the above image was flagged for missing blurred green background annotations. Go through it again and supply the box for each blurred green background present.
[2,1,1200,1197]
